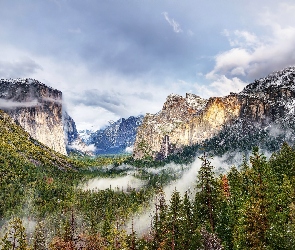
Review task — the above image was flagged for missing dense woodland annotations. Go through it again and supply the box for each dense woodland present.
[1,108,295,249]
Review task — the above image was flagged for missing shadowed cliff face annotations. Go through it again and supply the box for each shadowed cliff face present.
[0,78,67,155]
[133,66,295,159]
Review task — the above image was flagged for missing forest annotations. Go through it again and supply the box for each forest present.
[1,109,295,249]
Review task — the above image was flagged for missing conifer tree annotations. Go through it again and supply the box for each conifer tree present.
[32,221,47,250]
[1,217,28,250]
[152,189,168,249]
[266,175,295,249]
[237,147,270,249]
[168,190,182,250]
[182,191,202,249]
[195,153,217,232]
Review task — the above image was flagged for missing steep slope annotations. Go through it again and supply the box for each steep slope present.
[0,78,67,155]
[133,66,295,159]
[85,115,143,155]
[63,111,79,145]
[0,109,77,170]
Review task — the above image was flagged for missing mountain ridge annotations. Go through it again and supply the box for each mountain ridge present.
[133,66,295,159]
[81,115,144,155]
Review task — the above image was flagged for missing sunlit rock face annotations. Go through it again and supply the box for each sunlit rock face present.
[133,93,241,159]
[0,78,67,155]
[133,66,295,159]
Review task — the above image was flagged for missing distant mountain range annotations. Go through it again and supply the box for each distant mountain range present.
[79,115,144,155]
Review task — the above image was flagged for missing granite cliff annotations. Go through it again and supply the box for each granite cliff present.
[133,66,295,159]
[0,78,67,155]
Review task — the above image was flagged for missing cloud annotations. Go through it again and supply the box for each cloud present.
[67,89,141,121]
[162,12,182,33]
[209,75,247,96]
[82,175,145,192]
[2,0,295,131]
[66,104,120,131]
[208,5,295,81]
[0,58,42,79]
[222,29,261,48]
[178,75,247,99]
[41,96,62,104]
[0,99,39,109]
[187,29,194,37]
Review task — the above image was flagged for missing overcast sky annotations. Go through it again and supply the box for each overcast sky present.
[1,0,295,130]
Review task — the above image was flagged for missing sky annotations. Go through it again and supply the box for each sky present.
[1,0,295,131]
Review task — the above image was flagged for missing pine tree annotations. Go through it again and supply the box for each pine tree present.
[236,147,270,250]
[195,153,217,232]
[182,191,202,249]
[168,190,182,250]
[32,221,47,250]
[1,217,28,250]
[152,189,168,249]
[266,175,295,249]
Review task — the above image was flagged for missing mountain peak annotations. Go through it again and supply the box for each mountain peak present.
[241,66,295,95]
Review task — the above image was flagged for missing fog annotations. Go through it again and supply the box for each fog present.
[0,98,39,109]
[82,149,273,235]
[82,175,145,192]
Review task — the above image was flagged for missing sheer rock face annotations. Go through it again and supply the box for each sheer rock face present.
[133,93,241,159]
[133,66,295,159]
[63,111,79,145]
[0,78,67,155]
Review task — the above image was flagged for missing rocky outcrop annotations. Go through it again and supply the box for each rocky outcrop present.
[0,78,67,155]
[133,66,295,159]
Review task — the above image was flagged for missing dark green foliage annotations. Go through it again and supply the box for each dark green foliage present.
[3,106,295,249]
[195,153,218,232]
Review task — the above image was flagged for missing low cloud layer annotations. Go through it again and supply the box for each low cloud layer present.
[83,175,145,192]
[0,99,39,109]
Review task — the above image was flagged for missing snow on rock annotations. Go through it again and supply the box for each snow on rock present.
[134,66,295,159]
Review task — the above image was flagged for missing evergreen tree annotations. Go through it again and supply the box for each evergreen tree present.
[266,175,295,249]
[214,175,233,250]
[32,221,47,250]
[195,153,217,232]
[1,217,28,250]
[236,147,270,249]
[168,190,183,250]
[152,189,168,249]
[181,191,202,249]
